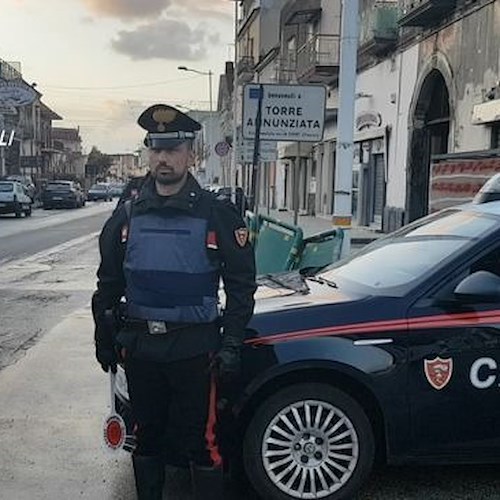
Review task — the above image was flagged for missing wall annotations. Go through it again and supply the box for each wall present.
[416,1,500,154]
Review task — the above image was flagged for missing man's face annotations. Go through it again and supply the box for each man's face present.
[149,142,194,186]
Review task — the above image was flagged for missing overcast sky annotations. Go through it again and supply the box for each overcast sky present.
[0,0,235,153]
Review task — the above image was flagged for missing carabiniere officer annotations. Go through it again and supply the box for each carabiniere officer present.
[91,104,257,500]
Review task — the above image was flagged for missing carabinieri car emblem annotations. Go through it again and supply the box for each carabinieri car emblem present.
[424,357,453,390]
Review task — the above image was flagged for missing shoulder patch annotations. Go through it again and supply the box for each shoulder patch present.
[234,227,249,247]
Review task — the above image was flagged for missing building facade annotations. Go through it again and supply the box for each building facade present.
[51,127,86,179]
[235,0,500,231]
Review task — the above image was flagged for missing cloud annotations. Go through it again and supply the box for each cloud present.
[111,19,218,61]
[176,0,232,21]
[81,0,171,20]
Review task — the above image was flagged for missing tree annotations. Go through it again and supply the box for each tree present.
[85,146,111,181]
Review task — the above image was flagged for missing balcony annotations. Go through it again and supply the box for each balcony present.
[282,0,320,26]
[237,56,255,84]
[296,34,340,84]
[0,59,22,81]
[399,0,457,27]
[359,2,400,56]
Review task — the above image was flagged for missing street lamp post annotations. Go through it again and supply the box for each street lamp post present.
[177,66,213,112]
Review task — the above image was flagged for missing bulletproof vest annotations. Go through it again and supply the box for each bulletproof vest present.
[124,210,220,323]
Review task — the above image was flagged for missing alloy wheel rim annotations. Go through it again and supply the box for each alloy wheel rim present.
[262,399,359,499]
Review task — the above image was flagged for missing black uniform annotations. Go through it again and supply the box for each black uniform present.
[93,173,256,461]
[93,176,255,446]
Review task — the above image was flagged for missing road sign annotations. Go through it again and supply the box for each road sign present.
[214,141,230,157]
[237,136,277,163]
[242,84,327,143]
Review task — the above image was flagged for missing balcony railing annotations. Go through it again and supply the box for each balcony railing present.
[399,0,457,27]
[296,34,340,84]
[236,56,255,75]
[0,59,22,81]
[359,1,400,55]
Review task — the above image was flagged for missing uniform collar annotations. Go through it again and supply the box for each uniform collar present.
[135,172,203,212]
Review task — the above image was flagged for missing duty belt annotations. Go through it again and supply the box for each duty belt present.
[124,318,196,335]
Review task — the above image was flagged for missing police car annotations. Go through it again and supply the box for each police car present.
[114,181,500,500]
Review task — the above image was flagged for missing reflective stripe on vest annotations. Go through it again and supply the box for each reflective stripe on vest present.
[124,211,219,323]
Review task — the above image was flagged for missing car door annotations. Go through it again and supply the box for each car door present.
[406,242,500,461]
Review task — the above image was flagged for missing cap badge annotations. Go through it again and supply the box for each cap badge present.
[152,108,177,132]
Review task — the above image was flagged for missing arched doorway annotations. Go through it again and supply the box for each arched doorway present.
[406,69,450,222]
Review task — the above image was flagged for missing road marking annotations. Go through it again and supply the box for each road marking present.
[2,231,100,270]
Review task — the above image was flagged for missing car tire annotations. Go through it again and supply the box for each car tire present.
[24,206,32,217]
[243,383,375,500]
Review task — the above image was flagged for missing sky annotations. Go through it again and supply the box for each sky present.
[0,0,236,153]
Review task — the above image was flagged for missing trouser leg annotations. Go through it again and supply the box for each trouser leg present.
[126,358,170,498]
[132,455,165,500]
[169,354,224,499]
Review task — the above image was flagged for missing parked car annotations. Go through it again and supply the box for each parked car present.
[3,175,36,200]
[0,180,33,217]
[87,183,112,202]
[109,182,126,198]
[42,180,85,209]
[114,194,500,499]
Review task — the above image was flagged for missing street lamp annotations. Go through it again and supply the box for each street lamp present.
[177,66,213,112]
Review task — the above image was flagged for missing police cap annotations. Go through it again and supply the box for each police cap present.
[138,104,202,149]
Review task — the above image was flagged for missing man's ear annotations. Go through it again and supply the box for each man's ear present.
[188,149,195,166]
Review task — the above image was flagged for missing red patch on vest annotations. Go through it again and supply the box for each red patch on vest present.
[234,228,248,247]
[207,230,218,250]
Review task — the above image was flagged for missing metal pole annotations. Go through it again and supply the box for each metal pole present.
[208,70,213,113]
[251,85,264,216]
[231,0,238,200]
[333,0,360,256]
[293,142,301,226]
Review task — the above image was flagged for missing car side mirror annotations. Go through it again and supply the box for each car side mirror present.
[454,271,500,303]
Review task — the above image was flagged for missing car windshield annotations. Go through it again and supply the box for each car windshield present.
[0,183,13,192]
[320,210,499,297]
[91,185,107,191]
[46,183,71,191]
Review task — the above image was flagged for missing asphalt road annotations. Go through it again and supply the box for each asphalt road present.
[0,202,113,263]
[0,203,113,371]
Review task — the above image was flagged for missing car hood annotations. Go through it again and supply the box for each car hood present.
[253,279,361,314]
[245,276,406,340]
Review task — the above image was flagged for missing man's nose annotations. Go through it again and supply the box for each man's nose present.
[157,150,172,161]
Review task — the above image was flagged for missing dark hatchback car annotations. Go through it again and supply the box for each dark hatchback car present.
[114,199,500,500]
[87,183,113,202]
[42,181,85,209]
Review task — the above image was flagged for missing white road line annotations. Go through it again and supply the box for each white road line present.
[3,231,100,270]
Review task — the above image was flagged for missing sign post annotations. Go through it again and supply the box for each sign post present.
[243,83,326,224]
[251,85,264,216]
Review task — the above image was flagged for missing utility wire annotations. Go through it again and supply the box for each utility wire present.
[42,75,202,91]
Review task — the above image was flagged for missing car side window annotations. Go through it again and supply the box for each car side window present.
[431,244,500,299]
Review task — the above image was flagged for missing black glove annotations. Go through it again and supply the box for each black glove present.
[212,345,241,382]
[96,344,117,374]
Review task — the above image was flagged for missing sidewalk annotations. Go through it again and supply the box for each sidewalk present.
[257,207,384,245]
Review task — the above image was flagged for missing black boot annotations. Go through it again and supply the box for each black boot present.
[190,463,224,500]
[132,455,165,500]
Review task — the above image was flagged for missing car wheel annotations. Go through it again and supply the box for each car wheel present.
[243,383,375,500]
[24,206,32,217]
